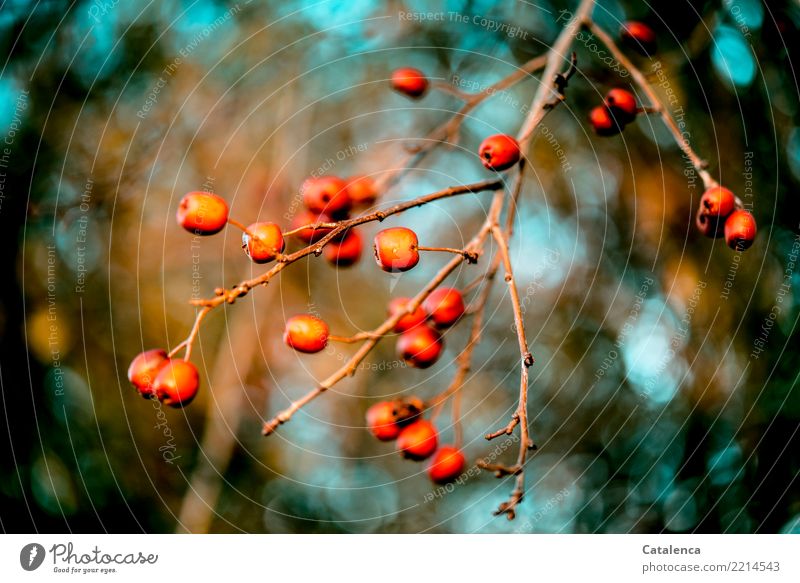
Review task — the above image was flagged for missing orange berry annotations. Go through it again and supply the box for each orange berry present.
[324,229,362,267]
[366,401,401,441]
[396,420,438,461]
[373,227,419,272]
[427,446,466,484]
[346,175,379,206]
[242,222,285,263]
[724,210,757,250]
[423,287,465,328]
[127,349,170,398]
[302,176,351,218]
[391,67,428,98]
[153,360,199,408]
[387,297,427,333]
[397,325,443,369]
[478,134,521,171]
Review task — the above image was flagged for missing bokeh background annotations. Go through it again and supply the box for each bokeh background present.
[2,0,799,533]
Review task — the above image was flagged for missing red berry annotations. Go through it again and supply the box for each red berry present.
[427,446,466,484]
[242,222,285,264]
[346,175,379,206]
[284,314,329,353]
[478,134,521,171]
[366,401,401,441]
[397,325,443,369]
[724,209,757,250]
[302,176,351,218]
[127,349,170,398]
[388,297,427,333]
[291,210,334,244]
[423,287,465,328]
[391,67,428,98]
[605,88,638,125]
[396,420,438,461]
[373,227,419,272]
[176,191,229,235]
[153,360,199,408]
[324,229,362,267]
[589,106,622,136]
[620,21,657,56]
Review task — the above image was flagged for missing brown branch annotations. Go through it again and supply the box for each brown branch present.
[584,19,717,190]
[261,190,507,436]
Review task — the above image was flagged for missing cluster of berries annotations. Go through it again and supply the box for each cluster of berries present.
[366,398,466,484]
[127,350,199,408]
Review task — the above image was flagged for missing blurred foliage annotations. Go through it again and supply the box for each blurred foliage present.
[1,0,799,533]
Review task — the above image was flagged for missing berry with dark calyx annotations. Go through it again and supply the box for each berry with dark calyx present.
[346,175,379,206]
[605,88,638,125]
[620,21,657,56]
[397,325,443,369]
[427,446,466,484]
[284,314,329,353]
[242,222,285,264]
[588,106,622,136]
[388,297,427,333]
[176,191,229,235]
[153,360,200,408]
[366,401,401,441]
[396,420,438,461]
[128,349,170,398]
[302,176,351,218]
[324,228,362,267]
[373,227,419,272]
[391,67,428,98]
[478,134,521,172]
[291,210,334,244]
[423,287,465,328]
[724,209,757,250]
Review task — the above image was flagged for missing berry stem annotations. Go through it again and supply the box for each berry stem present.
[226,218,252,236]
[327,332,379,344]
[417,245,479,263]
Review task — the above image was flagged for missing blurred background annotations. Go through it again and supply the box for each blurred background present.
[1,0,799,533]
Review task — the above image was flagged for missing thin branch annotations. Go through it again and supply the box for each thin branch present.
[584,19,718,190]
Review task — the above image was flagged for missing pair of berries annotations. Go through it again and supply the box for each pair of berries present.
[366,400,466,484]
[390,288,465,369]
[695,186,757,250]
[127,350,199,408]
[589,88,639,136]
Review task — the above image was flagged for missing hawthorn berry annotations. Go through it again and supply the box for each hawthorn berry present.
[346,175,379,206]
[284,314,329,353]
[724,209,757,250]
[153,360,200,408]
[605,88,638,125]
[397,325,443,369]
[324,228,362,267]
[427,446,466,484]
[396,419,438,461]
[366,401,401,441]
[242,222,285,264]
[176,191,229,235]
[302,176,351,218]
[620,21,657,56]
[588,106,621,136]
[423,287,465,328]
[373,227,419,272]
[388,297,427,333]
[390,67,428,98]
[478,134,521,172]
[291,210,334,244]
[127,349,170,398]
